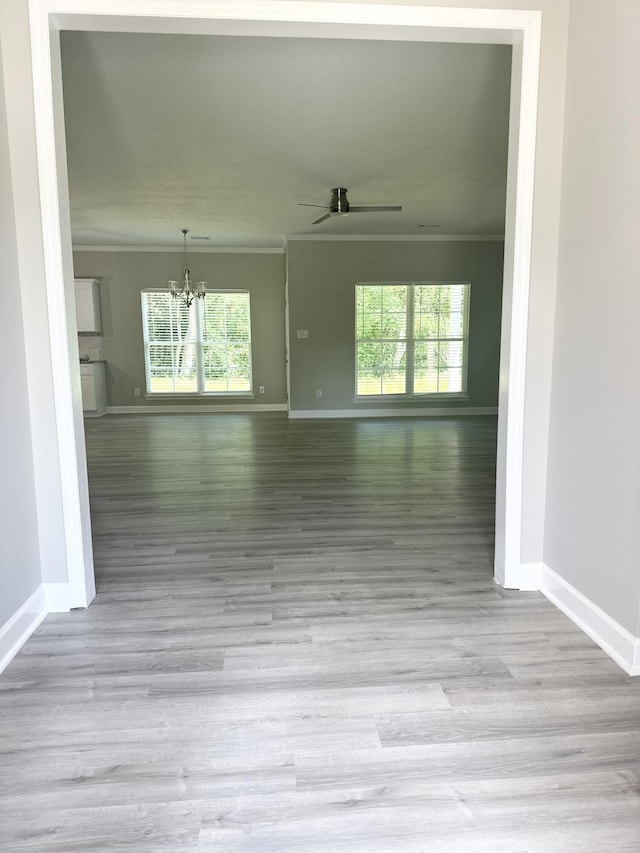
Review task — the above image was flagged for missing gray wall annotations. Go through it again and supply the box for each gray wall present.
[287,240,504,412]
[1,0,71,589]
[75,242,503,415]
[545,0,640,633]
[0,41,42,623]
[72,251,287,408]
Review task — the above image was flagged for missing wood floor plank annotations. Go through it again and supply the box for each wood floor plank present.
[1,413,639,851]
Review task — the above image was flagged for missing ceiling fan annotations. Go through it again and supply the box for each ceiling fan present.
[298,187,402,225]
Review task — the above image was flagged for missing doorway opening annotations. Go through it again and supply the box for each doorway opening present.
[28,1,541,608]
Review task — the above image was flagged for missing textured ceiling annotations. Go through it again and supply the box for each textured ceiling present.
[60,32,511,248]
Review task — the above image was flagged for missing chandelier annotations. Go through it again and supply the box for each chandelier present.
[169,228,206,308]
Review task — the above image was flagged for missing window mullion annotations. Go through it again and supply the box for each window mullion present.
[406,284,415,395]
[141,293,151,394]
[195,299,205,393]
[461,285,470,395]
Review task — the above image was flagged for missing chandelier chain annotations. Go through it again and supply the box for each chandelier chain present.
[169,228,207,308]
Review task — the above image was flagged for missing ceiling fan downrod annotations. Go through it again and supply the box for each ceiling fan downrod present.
[330,187,350,214]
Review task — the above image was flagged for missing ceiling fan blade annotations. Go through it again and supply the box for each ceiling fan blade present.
[298,203,330,209]
[349,205,403,213]
[311,212,332,225]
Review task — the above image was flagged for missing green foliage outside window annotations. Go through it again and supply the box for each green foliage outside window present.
[355,282,469,396]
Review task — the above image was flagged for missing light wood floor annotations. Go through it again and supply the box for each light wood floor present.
[1,414,639,851]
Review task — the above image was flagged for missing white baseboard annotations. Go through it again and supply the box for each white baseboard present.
[288,406,498,419]
[43,583,71,613]
[107,404,496,419]
[517,562,543,591]
[107,403,287,414]
[0,587,47,676]
[539,564,640,676]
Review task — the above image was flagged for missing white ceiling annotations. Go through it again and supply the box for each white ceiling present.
[60,32,511,248]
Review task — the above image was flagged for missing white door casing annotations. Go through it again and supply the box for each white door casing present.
[27,0,542,606]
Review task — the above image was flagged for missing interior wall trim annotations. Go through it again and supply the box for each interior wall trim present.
[29,0,543,606]
[285,234,505,243]
[73,238,506,251]
[289,406,498,419]
[517,561,543,591]
[539,563,640,677]
[106,404,288,414]
[73,246,286,254]
[43,582,71,613]
[0,587,47,676]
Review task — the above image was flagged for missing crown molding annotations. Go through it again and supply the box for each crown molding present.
[72,236,505,251]
[72,245,285,254]
[285,234,505,242]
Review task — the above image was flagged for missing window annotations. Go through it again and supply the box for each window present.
[355,282,470,397]
[141,291,252,394]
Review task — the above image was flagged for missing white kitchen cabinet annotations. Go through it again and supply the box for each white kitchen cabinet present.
[80,363,107,416]
[74,278,102,333]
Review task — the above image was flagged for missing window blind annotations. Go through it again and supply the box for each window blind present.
[141,291,252,395]
[355,282,470,397]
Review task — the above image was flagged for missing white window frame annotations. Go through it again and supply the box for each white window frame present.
[141,289,253,396]
[355,281,470,399]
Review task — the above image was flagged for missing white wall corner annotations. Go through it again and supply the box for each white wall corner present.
[44,582,71,613]
[539,564,640,677]
[0,586,47,675]
[518,561,543,591]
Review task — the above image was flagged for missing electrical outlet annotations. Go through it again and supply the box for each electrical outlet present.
[134,387,140,397]
[316,388,323,398]
[259,386,265,394]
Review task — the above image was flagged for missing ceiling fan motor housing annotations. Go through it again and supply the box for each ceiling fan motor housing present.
[330,187,350,214]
